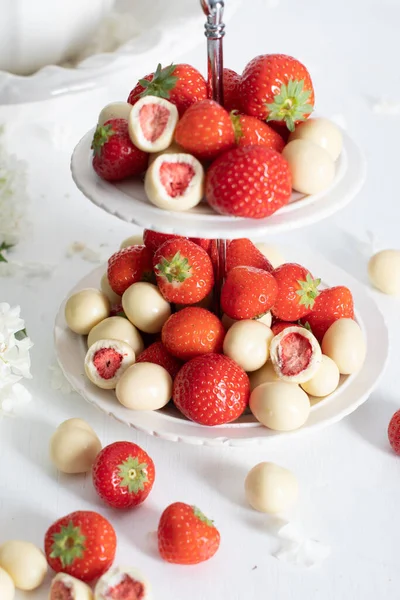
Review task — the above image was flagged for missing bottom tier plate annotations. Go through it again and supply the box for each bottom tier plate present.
[54,248,389,446]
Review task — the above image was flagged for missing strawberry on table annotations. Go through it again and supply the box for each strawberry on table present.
[221,68,241,112]
[272,263,321,322]
[231,112,285,152]
[221,266,278,320]
[226,238,274,273]
[240,54,315,131]
[127,63,207,117]
[107,245,153,296]
[158,502,220,565]
[136,341,182,379]
[153,238,214,304]
[388,410,400,455]
[205,145,292,219]
[174,99,235,161]
[301,285,355,342]
[91,118,148,182]
[173,353,249,425]
[92,441,155,509]
[44,511,116,582]
[162,307,225,361]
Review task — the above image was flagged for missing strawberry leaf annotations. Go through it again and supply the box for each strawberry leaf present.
[295,273,321,309]
[139,63,178,100]
[118,456,149,494]
[266,79,314,132]
[91,124,114,156]
[155,251,192,283]
[50,521,86,567]
[0,241,13,263]
[192,506,214,527]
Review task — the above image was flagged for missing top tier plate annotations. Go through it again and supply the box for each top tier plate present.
[71,127,366,239]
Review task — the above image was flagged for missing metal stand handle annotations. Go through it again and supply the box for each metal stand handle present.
[201,0,225,105]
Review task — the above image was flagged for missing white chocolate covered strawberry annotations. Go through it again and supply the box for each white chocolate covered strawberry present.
[128,96,178,153]
[269,325,321,383]
[84,339,135,390]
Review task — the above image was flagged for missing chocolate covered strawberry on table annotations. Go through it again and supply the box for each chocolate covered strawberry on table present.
[90,53,344,220]
[63,233,367,435]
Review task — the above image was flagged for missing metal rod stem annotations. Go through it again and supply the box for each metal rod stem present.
[201,0,225,105]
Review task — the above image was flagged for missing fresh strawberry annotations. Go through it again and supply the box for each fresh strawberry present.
[91,119,148,182]
[388,410,400,455]
[127,63,207,117]
[143,229,210,255]
[222,68,241,112]
[107,245,153,296]
[301,286,355,342]
[271,321,297,335]
[158,502,220,565]
[240,54,315,131]
[153,239,214,304]
[190,237,211,253]
[226,238,274,273]
[92,441,155,509]
[221,266,278,320]
[44,511,116,582]
[136,341,182,379]
[162,307,225,361]
[231,112,285,152]
[173,353,250,425]
[175,99,235,161]
[206,145,292,218]
[208,239,220,281]
[272,263,320,322]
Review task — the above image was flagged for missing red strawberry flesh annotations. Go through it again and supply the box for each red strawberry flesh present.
[160,162,195,197]
[50,581,73,600]
[279,332,312,376]
[139,103,170,142]
[107,575,145,600]
[93,348,123,379]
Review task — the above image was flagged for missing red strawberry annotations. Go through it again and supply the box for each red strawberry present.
[175,99,235,161]
[162,307,225,361]
[301,286,355,342]
[272,263,320,322]
[153,239,214,304]
[240,54,314,131]
[44,511,116,582]
[388,410,400,455]
[222,68,241,112]
[158,502,220,565]
[221,266,278,320]
[190,237,211,253]
[173,353,249,425]
[136,341,182,379]
[127,63,207,117]
[226,238,274,273]
[107,245,153,296]
[231,112,285,152]
[143,229,211,255]
[91,119,148,182]
[92,441,155,509]
[206,145,292,218]
[271,321,297,335]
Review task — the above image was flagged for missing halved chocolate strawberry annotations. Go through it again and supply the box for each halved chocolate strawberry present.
[269,325,321,383]
[84,339,135,390]
[128,96,178,153]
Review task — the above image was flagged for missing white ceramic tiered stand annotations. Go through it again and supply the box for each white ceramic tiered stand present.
[56,0,388,446]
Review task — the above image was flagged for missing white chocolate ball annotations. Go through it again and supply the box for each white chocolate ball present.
[50,572,94,600]
[289,118,343,161]
[120,234,144,249]
[222,312,272,331]
[65,289,110,335]
[0,567,15,600]
[98,102,132,126]
[322,318,366,375]
[245,462,299,514]
[223,320,273,372]
[250,381,310,431]
[0,541,47,591]
[87,316,144,356]
[122,282,171,334]
[282,139,335,195]
[116,362,172,410]
[368,249,400,296]
[100,273,121,305]
[254,243,285,268]
[300,355,340,397]
[49,419,102,474]
[249,361,281,391]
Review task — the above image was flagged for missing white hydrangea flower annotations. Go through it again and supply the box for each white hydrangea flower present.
[0,382,32,415]
[0,304,33,389]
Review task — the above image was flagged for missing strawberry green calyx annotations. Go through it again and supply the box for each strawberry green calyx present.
[118,456,149,493]
[50,521,86,567]
[91,124,114,156]
[266,80,314,132]
[301,321,312,332]
[139,63,178,100]
[295,273,321,309]
[192,506,214,527]
[230,110,244,143]
[156,252,192,283]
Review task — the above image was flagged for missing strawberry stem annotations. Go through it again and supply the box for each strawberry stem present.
[50,521,86,567]
[266,79,313,132]
[139,63,178,100]
[155,252,192,283]
[118,456,149,493]
[295,273,321,309]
